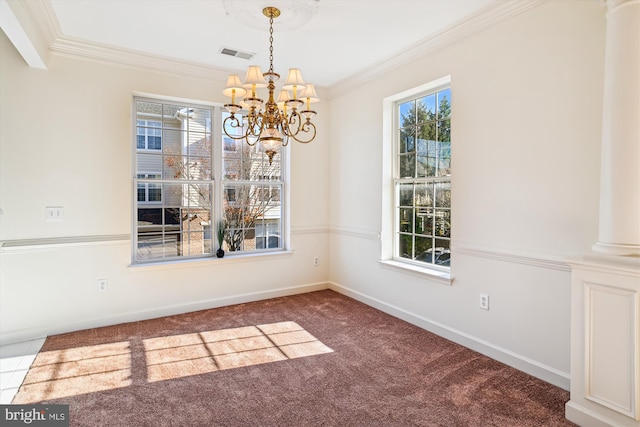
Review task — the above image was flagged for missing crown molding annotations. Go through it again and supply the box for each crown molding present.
[327,0,545,99]
[19,0,544,94]
[49,35,234,81]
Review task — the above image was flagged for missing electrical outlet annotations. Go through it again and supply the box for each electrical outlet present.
[314,256,319,266]
[45,206,64,221]
[480,293,490,310]
[98,279,108,292]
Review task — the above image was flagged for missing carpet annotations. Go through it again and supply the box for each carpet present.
[13,290,575,426]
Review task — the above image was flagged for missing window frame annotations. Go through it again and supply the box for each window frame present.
[380,76,453,284]
[131,95,290,265]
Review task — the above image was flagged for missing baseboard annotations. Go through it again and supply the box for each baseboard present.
[0,282,330,345]
[328,281,570,391]
[565,401,629,427]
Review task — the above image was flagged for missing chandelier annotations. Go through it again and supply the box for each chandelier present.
[222,6,318,164]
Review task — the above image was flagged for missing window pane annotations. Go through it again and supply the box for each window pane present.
[188,133,211,157]
[398,234,413,259]
[188,109,211,132]
[399,153,415,178]
[414,236,432,261]
[162,130,183,155]
[398,184,413,206]
[163,104,182,123]
[437,89,451,119]
[434,239,451,266]
[136,101,162,120]
[414,183,433,207]
[437,119,451,143]
[223,137,240,153]
[417,94,436,122]
[138,208,162,225]
[418,122,436,143]
[415,208,432,235]
[435,182,451,208]
[399,208,413,233]
[187,157,211,180]
[399,128,414,154]
[164,208,181,225]
[434,210,451,238]
[437,141,451,177]
[398,100,414,125]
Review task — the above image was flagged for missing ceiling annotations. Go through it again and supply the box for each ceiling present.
[6,0,501,89]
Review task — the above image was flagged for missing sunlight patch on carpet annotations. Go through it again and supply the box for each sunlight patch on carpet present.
[12,322,332,403]
[12,341,132,404]
[143,321,333,382]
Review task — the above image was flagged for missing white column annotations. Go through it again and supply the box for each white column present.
[593,0,640,256]
[567,2,640,426]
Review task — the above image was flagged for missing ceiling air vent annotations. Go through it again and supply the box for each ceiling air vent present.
[220,47,255,60]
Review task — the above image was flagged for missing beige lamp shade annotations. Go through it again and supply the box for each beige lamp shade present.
[301,84,319,103]
[243,66,267,88]
[283,68,306,92]
[277,89,291,103]
[223,74,247,98]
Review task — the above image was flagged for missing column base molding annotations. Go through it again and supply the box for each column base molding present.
[592,242,640,257]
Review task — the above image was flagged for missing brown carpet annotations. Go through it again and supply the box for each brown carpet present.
[13,290,575,426]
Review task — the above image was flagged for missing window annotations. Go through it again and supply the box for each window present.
[137,120,162,150]
[133,97,285,264]
[394,85,451,269]
[137,173,162,202]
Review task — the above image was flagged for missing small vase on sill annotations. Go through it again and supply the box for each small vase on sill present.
[216,248,225,258]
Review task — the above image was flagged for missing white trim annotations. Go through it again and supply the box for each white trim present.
[568,253,640,277]
[330,226,380,241]
[454,242,571,272]
[0,282,329,346]
[51,35,234,81]
[329,281,570,390]
[0,234,130,252]
[565,401,629,427]
[291,225,330,235]
[378,259,453,285]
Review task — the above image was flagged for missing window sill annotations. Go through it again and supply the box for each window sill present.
[129,250,295,271]
[378,259,453,285]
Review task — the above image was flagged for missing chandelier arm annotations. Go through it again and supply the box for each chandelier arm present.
[222,115,247,141]
[288,122,316,144]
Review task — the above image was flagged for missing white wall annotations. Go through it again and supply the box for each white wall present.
[0,0,607,391]
[0,32,331,343]
[328,0,605,389]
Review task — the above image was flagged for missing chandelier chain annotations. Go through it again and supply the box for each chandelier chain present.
[268,15,274,74]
